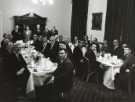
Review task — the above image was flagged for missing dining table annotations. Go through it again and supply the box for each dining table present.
[97,54,123,89]
[18,43,57,94]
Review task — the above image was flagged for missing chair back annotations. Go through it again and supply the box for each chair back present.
[128,64,135,101]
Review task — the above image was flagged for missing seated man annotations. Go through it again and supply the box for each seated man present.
[41,34,50,57]
[111,39,124,59]
[32,34,42,52]
[12,44,29,96]
[53,43,74,102]
[0,42,29,101]
[47,34,59,62]
[114,46,135,92]
[86,43,104,83]
[36,43,74,102]
[73,41,89,80]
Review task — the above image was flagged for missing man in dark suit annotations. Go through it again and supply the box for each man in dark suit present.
[111,39,124,59]
[0,44,16,102]
[0,43,29,102]
[48,44,74,102]
[32,34,43,52]
[54,46,74,91]
[48,35,59,62]
[73,41,89,81]
[73,40,83,77]
[11,45,30,96]
[12,25,24,42]
[115,46,135,92]
[41,35,50,57]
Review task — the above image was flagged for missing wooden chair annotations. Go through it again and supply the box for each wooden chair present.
[128,64,135,102]
[86,71,99,83]
[86,61,103,84]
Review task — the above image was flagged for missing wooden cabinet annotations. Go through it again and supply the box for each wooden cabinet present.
[13,13,47,33]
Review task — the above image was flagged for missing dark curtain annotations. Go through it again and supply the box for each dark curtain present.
[71,0,89,41]
[105,0,128,45]
[105,0,135,50]
[128,0,135,51]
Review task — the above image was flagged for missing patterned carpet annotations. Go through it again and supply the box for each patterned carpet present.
[17,77,132,102]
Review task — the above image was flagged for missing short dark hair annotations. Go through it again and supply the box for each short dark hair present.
[58,47,67,52]
[58,43,68,53]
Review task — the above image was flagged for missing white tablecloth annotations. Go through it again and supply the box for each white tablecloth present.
[103,65,121,89]
[26,61,57,94]
[97,56,123,89]
[20,47,57,93]
[26,70,52,93]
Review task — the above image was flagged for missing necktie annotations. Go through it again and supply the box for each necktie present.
[42,43,47,51]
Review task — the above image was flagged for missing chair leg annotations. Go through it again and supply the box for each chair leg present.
[128,77,132,102]
[86,72,94,82]
[60,91,72,102]
[86,73,90,82]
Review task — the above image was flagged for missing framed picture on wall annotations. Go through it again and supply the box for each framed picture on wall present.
[92,12,102,30]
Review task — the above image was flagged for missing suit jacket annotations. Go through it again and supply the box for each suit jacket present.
[111,46,124,58]
[85,49,98,72]
[73,46,83,65]
[0,48,28,82]
[66,44,74,62]
[53,58,74,92]
[120,54,135,73]
[42,42,50,58]
[73,46,83,71]
[0,48,16,102]
[12,30,24,42]
[48,41,59,62]
[33,40,42,52]
[115,54,135,92]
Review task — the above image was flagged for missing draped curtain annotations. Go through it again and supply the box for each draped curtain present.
[105,0,135,50]
[105,0,128,45]
[71,0,89,41]
[128,0,135,51]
